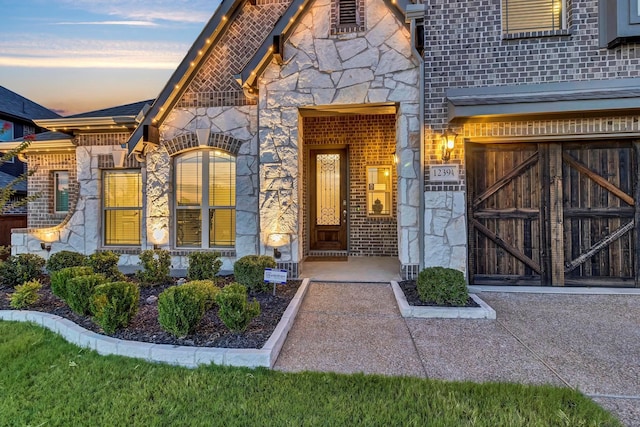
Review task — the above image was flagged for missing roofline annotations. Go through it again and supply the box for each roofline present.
[126,0,246,154]
[239,0,413,89]
[34,116,139,131]
[0,139,75,155]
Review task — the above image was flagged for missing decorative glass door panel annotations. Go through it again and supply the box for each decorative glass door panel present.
[310,149,348,251]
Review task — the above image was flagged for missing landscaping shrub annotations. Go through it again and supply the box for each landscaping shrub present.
[183,280,220,310]
[66,274,108,315]
[0,253,45,289]
[416,266,468,306]
[46,250,87,273]
[50,266,94,301]
[158,285,207,337]
[233,255,276,293]
[87,251,124,282]
[90,281,140,334]
[215,282,260,333]
[187,251,222,281]
[9,279,42,309]
[136,249,171,286]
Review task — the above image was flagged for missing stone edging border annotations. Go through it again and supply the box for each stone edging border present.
[0,278,311,369]
[390,281,496,319]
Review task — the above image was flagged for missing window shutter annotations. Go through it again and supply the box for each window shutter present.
[339,0,357,25]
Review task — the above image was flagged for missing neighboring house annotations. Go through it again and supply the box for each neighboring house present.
[3,0,640,287]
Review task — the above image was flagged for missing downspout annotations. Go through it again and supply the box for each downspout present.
[407,4,426,273]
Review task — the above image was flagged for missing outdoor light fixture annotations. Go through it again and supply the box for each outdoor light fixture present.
[40,242,52,252]
[266,233,288,260]
[273,247,282,259]
[441,129,457,162]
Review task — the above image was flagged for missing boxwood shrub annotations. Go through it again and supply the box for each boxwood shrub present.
[9,279,42,309]
[416,266,468,306]
[46,250,87,273]
[90,281,139,334]
[87,251,124,282]
[50,266,94,300]
[187,251,222,281]
[0,253,46,289]
[158,284,208,337]
[136,249,171,286]
[66,273,108,315]
[215,282,260,333]
[233,255,276,293]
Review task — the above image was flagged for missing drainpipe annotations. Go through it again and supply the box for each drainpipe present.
[407,4,426,273]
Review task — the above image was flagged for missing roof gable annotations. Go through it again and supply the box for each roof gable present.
[0,86,61,122]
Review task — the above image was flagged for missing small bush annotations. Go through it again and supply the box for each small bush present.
[416,267,468,306]
[0,253,46,289]
[187,251,222,281]
[90,281,140,334]
[9,279,42,309]
[46,250,87,273]
[66,274,108,315]
[158,285,207,337]
[50,266,94,301]
[233,255,276,293]
[215,282,260,333]
[187,280,221,309]
[136,249,171,286]
[87,251,124,282]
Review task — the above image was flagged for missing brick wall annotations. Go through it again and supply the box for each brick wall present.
[177,1,291,108]
[303,114,398,256]
[27,153,77,228]
[424,0,640,190]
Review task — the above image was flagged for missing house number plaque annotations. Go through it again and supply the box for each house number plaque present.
[430,164,460,182]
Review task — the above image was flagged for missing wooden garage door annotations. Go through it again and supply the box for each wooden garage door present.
[467,141,639,287]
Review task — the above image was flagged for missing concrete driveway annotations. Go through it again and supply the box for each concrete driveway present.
[274,282,640,426]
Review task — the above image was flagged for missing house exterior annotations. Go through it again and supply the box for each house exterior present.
[4,0,640,287]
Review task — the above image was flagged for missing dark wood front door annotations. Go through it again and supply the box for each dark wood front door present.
[467,141,638,287]
[310,149,348,251]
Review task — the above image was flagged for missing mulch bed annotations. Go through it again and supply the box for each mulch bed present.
[398,280,479,308]
[0,275,301,349]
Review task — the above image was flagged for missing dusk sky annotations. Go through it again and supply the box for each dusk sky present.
[1,0,221,116]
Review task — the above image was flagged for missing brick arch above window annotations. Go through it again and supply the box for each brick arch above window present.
[331,0,365,34]
[164,132,245,156]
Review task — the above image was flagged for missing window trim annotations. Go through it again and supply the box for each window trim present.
[102,169,142,247]
[174,149,236,249]
[53,171,69,214]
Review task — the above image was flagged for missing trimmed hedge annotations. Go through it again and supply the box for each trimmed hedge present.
[158,284,207,337]
[9,279,42,309]
[50,266,95,301]
[233,255,276,293]
[66,273,108,315]
[90,281,139,334]
[87,251,124,282]
[0,253,45,288]
[46,250,87,273]
[215,283,260,333]
[187,251,222,281]
[416,267,468,306]
[136,249,171,286]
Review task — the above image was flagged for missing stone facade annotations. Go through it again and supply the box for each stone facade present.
[258,0,421,273]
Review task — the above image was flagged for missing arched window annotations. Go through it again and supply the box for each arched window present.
[174,150,236,248]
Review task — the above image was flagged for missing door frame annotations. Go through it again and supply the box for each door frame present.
[308,146,349,252]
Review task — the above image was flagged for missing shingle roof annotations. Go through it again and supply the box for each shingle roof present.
[0,86,61,121]
[67,100,153,119]
[0,170,27,193]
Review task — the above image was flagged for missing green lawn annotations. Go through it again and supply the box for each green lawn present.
[0,321,622,427]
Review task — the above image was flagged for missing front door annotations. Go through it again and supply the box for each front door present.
[310,149,348,251]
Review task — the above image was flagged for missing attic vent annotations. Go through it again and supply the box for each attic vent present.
[339,0,357,25]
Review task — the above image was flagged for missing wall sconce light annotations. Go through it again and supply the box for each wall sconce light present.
[40,242,52,252]
[441,129,457,162]
[266,233,288,260]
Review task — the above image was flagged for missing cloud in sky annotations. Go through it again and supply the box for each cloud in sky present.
[54,20,159,26]
[0,36,188,70]
[59,0,215,24]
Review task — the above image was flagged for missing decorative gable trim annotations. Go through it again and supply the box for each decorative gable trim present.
[164,132,244,156]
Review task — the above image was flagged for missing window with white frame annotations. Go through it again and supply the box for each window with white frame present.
[502,0,565,34]
[53,171,69,214]
[174,150,236,248]
[102,170,142,246]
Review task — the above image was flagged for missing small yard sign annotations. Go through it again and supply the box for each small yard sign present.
[264,268,288,296]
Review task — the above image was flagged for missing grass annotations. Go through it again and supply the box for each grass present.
[0,321,622,427]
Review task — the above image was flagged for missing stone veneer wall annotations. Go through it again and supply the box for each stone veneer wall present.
[303,114,398,256]
[257,0,421,270]
[421,0,640,277]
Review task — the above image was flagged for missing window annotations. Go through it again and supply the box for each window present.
[103,170,142,246]
[54,171,69,213]
[175,150,236,248]
[502,0,564,34]
[367,166,392,217]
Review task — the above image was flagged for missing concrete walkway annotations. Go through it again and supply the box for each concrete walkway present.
[274,281,640,427]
